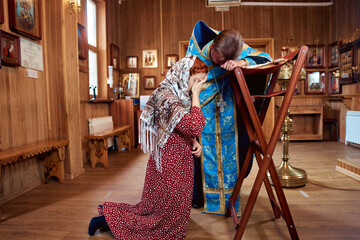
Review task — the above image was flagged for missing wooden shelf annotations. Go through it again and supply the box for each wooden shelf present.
[289,133,322,141]
[88,98,114,103]
[276,105,323,141]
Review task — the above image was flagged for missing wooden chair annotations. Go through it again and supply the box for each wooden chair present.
[226,46,308,239]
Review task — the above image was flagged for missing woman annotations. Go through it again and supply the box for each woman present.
[88,55,208,239]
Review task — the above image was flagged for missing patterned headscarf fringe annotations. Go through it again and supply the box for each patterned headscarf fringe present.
[138,55,197,171]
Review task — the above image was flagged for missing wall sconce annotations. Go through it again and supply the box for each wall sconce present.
[69,0,81,15]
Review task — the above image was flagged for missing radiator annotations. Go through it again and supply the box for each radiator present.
[88,116,114,148]
[345,111,360,145]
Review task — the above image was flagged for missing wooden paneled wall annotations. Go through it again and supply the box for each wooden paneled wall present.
[0,0,49,201]
[0,0,359,203]
[114,0,331,91]
[329,0,360,141]
[0,0,110,204]
[108,0,359,142]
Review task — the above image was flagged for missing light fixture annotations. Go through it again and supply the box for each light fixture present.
[69,0,81,15]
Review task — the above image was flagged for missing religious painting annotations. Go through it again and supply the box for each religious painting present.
[0,30,21,66]
[328,70,341,94]
[8,0,42,40]
[166,54,178,68]
[142,49,158,68]
[143,76,156,90]
[0,0,4,24]
[305,45,325,68]
[328,41,339,68]
[353,38,360,82]
[110,43,120,70]
[121,70,140,98]
[304,71,325,95]
[179,41,189,59]
[339,43,354,85]
[126,56,138,69]
[78,23,87,60]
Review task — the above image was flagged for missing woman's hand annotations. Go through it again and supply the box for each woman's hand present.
[191,138,202,158]
[191,73,207,97]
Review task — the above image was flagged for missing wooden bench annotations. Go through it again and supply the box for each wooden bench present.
[0,139,69,219]
[85,125,132,168]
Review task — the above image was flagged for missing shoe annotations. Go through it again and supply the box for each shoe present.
[192,199,203,209]
[88,215,108,236]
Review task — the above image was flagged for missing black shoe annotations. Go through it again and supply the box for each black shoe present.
[88,215,109,236]
[192,199,203,209]
[96,205,110,232]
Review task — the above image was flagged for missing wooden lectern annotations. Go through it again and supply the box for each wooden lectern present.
[226,46,308,239]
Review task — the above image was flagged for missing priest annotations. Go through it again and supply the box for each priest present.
[187,20,272,215]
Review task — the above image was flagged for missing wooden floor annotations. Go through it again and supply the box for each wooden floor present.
[0,141,360,240]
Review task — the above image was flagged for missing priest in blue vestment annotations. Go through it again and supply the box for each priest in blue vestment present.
[186,20,272,215]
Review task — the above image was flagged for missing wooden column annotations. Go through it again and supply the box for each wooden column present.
[60,0,84,179]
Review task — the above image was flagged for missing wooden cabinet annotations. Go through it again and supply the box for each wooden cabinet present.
[276,105,323,141]
[288,105,323,141]
[110,100,140,146]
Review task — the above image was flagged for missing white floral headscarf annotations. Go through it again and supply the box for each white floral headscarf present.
[139,55,197,171]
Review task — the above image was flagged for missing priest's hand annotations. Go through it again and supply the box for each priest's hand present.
[221,59,246,71]
[191,138,202,158]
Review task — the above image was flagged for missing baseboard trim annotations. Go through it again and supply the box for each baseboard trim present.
[65,167,85,180]
[0,180,42,205]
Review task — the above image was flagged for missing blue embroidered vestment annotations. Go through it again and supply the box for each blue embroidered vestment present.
[186,21,272,215]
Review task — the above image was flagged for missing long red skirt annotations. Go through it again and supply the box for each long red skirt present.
[98,107,205,239]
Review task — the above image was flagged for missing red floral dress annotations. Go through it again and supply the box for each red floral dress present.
[98,106,205,240]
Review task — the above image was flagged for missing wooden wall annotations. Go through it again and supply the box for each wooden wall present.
[0,0,49,202]
[0,0,359,204]
[110,0,359,142]
[328,0,360,141]
[115,0,331,92]
[0,0,109,204]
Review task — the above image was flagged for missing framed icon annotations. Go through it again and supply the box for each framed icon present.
[328,41,340,68]
[121,69,140,98]
[143,76,156,90]
[78,23,87,60]
[8,0,42,40]
[142,49,158,68]
[339,43,354,85]
[328,70,341,94]
[0,0,4,24]
[179,41,189,59]
[1,30,21,66]
[305,44,325,68]
[166,54,178,68]
[110,43,120,70]
[353,38,360,82]
[305,71,325,95]
[126,56,138,69]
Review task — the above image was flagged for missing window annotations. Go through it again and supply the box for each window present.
[87,0,97,95]
[88,50,98,94]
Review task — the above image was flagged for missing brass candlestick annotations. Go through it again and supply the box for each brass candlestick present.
[270,59,307,188]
